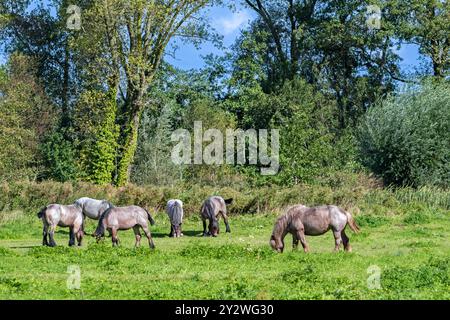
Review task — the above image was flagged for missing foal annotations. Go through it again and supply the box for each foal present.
[37,204,84,247]
[201,196,233,237]
[270,205,360,253]
[93,206,156,249]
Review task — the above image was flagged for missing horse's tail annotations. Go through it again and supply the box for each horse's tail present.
[37,206,47,219]
[170,202,183,226]
[224,198,233,205]
[345,211,360,233]
[145,209,155,226]
[93,207,111,238]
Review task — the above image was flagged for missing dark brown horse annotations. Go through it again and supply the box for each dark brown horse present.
[37,204,84,247]
[270,205,360,253]
[93,206,156,249]
[201,196,233,237]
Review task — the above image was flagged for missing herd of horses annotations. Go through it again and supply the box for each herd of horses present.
[37,196,360,253]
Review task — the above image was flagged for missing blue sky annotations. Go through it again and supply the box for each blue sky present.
[0,2,422,73]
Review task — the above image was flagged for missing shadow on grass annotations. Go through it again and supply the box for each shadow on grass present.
[151,230,203,238]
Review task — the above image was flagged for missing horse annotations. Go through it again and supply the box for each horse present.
[200,196,233,237]
[166,199,184,238]
[93,206,156,249]
[74,197,113,233]
[270,205,360,253]
[37,203,85,247]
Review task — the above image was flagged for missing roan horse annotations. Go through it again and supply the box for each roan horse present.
[93,206,156,249]
[270,205,360,253]
[201,196,233,237]
[166,199,184,238]
[37,204,84,247]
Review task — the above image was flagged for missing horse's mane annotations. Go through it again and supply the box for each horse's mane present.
[272,208,301,239]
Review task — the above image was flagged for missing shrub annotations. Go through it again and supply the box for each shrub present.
[357,81,450,187]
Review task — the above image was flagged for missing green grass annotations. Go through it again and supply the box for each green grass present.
[0,209,449,300]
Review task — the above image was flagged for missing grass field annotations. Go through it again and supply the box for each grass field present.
[0,206,449,300]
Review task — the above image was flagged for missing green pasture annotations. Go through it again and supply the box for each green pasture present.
[0,207,448,300]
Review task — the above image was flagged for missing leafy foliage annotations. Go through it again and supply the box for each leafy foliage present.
[357,81,450,187]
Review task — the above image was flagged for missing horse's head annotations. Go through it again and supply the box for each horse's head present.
[173,223,183,238]
[92,231,104,242]
[209,219,219,237]
[270,234,284,253]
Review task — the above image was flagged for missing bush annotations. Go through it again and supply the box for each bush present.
[357,81,450,188]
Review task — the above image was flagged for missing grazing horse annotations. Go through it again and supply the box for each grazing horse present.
[270,205,360,253]
[74,197,113,233]
[93,206,156,249]
[201,196,233,237]
[166,199,184,238]
[37,204,84,247]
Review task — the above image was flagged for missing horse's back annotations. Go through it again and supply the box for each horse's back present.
[299,206,334,235]
[81,198,109,220]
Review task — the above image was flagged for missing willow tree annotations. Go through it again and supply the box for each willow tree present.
[77,0,214,185]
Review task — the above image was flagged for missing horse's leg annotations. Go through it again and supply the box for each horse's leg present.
[48,225,57,247]
[221,212,231,233]
[133,225,142,248]
[42,223,49,246]
[169,225,174,238]
[142,225,155,249]
[111,228,119,247]
[73,224,83,247]
[292,233,299,250]
[333,230,343,252]
[341,230,352,252]
[297,230,309,253]
[68,226,75,247]
[202,220,208,237]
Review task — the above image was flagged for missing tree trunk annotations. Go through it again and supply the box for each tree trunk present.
[115,86,145,186]
[61,39,70,127]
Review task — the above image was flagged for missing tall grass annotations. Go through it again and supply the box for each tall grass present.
[0,180,448,220]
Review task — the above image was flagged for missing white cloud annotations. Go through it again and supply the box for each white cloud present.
[216,11,251,36]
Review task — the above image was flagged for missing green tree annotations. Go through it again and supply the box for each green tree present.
[238,0,403,127]
[0,53,57,181]
[73,90,119,185]
[75,0,216,186]
[399,0,449,78]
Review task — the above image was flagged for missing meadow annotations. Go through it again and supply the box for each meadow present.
[0,187,449,300]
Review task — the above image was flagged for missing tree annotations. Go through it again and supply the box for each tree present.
[400,0,449,78]
[75,0,215,186]
[0,53,57,181]
[239,0,403,127]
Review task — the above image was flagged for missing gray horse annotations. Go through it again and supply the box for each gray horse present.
[75,197,113,233]
[270,205,360,253]
[37,204,84,247]
[201,196,233,237]
[93,206,156,249]
[166,199,184,238]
